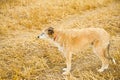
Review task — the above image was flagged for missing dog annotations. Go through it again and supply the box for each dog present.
[37,27,116,75]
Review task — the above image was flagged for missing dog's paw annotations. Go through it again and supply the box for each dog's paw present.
[62,71,70,75]
[98,68,104,72]
[112,59,116,65]
[98,64,109,72]
[63,68,67,71]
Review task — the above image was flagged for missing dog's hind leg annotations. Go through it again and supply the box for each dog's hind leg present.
[93,47,109,72]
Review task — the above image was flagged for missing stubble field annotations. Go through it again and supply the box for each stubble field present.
[0,0,120,80]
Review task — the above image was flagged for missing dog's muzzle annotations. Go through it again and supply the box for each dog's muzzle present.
[37,33,45,39]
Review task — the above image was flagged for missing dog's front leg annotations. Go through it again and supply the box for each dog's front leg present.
[63,52,72,75]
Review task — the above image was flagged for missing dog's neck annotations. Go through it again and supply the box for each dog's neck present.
[53,30,60,41]
[52,30,64,42]
[54,35,57,41]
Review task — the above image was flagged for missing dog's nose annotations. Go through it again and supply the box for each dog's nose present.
[37,36,39,38]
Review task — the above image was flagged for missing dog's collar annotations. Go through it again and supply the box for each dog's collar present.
[53,35,57,41]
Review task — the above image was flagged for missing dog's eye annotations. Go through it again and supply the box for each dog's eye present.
[41,33,44,36]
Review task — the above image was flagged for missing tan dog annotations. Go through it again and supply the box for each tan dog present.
[38,27,116,75]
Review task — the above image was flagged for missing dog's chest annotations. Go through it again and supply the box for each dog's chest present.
[53,41,64,53]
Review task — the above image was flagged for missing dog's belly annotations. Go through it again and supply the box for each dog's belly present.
[68,41,92,54]
[52,37,93,56]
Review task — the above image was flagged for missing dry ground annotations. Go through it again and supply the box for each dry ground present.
[0,0,120,80]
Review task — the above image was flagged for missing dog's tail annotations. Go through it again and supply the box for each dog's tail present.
[107,42,116,64]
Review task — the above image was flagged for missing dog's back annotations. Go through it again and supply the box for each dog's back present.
[55,28,110,52]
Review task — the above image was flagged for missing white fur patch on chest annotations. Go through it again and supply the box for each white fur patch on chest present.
[53,41,64,53]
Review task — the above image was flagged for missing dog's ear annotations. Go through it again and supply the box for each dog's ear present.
[47,27,54,35]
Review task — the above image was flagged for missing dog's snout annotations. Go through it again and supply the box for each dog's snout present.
[37,36,39,38]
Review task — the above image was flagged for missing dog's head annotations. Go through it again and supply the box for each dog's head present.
[37,27,54,39]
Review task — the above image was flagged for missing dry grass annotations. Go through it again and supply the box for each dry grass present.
[0,0,120,80]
